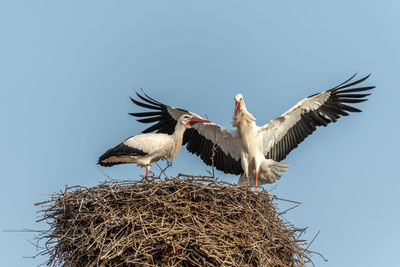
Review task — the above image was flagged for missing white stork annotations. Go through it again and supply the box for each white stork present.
[129,74,374,190]
[98,114,210,181]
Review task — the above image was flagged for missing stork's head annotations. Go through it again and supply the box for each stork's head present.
[234,93,245,119]
[179,114,211,128]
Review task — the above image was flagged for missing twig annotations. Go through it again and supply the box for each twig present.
[175,173,216,180]
[305,230,320,250]
[271,195,302,205]
[305,249,328,262]
[97,165,113,180]
[154,159,173,179]
[3,229,44,233]
[161,245,181,262]
[278,204,300,216]
[62,184,68,213]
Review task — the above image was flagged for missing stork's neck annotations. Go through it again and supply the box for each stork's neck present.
[170,123,186,160]
[232,107,256,138]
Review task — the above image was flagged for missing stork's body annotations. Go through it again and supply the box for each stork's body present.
[129,74,374,189]
[98,115,210,180]
[233,96,289,189]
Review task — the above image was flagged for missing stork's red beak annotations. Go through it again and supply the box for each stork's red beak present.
[234,101,241,118]
[188,117,211,126]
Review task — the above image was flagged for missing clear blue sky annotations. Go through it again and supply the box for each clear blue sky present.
[1,1,399,266]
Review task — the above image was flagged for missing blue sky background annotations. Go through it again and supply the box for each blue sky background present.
[1,1,399,266]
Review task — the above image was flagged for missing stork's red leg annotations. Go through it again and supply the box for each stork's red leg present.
[145,167,149,183]
[255,171,258,192]
[246,173,250,189]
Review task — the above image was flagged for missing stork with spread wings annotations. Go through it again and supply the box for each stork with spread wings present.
[130,74,374,190]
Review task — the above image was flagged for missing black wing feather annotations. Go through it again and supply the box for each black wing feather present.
[266,74,374,162]
[98,142,147,167]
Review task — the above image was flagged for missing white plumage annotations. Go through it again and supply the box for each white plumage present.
[129,74,374,189]
[98,114,210,180]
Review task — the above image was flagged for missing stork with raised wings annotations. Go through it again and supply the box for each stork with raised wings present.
[130,74,374,190]
[98,114,210,181]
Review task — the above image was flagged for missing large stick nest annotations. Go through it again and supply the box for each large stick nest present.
[36,177,311,266]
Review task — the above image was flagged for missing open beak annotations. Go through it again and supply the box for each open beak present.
[234,101,241,118]
[189,117,211,126]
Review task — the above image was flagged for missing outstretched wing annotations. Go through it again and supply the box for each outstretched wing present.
[129,93,189,134]
[130,92,243,174]
[261,74,374,162]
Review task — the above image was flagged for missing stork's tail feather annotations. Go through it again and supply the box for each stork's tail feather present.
[267,161,290,181]
[237,160,289,186]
